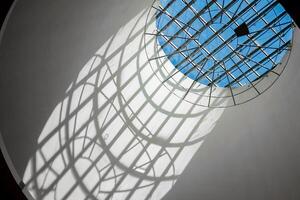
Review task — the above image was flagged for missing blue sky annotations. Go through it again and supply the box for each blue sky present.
[155,0,293,88]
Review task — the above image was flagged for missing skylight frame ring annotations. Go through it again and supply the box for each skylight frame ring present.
[144,0,295,107]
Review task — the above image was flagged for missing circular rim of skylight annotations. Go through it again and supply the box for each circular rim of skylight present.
[144,0,295,108]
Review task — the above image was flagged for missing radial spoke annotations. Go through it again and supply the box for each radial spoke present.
[229,57,261,95]
[183,58,210,99]
[152,5,199,33]
[208,64,216,106]
[232,0,244,19]
[162,53,207,84]
[238,43,291,51]
[182,69,201,99]
[205,0,213,22]
[145,32,198,41]
[220,0,225,23]
[223,62,236,105]
[149,46,199,61]
[234,50,281,76]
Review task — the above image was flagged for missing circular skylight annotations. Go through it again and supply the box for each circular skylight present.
[151,0,294,88]
[144,0,295,107]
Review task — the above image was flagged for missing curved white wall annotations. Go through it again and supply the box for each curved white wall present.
[0,1,300,200]
[164,28,300,200]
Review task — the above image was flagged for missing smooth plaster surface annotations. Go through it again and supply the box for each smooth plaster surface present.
[0,0,300,199]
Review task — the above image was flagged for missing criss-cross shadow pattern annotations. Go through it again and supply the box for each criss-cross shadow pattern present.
[22,7,227,200]
[145,0,295,107]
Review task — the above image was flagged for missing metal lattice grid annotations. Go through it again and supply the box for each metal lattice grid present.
[144,0,295,107]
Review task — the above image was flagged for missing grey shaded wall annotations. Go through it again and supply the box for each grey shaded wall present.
[163,29,300,200]
[0,0,300,200]
[0,0,148,176]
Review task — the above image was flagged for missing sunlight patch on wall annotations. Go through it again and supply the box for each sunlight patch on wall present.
[23,7,225,200]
